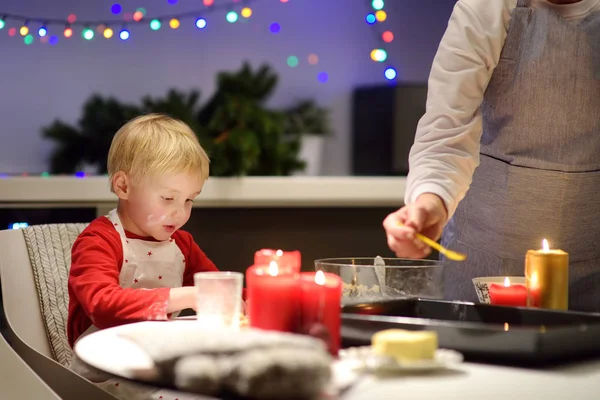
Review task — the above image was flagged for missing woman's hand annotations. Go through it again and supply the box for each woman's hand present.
[383,193,448,258]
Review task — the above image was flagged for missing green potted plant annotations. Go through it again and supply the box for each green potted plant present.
[283,99,331,176]
[42,95,141,174]
[198,62,304,176]
[42,62,305,177]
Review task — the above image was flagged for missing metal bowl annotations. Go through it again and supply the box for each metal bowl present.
[314,257,444,303]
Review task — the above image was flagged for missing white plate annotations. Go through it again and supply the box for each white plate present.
[339,346,463,373]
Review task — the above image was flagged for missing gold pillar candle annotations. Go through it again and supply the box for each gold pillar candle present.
[525,239,569,310]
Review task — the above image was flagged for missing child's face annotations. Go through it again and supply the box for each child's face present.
[125,171,204,241]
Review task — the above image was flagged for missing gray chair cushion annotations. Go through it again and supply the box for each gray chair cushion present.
[22,223,88,367]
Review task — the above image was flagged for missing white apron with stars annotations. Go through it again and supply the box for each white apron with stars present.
[70,209,204,400]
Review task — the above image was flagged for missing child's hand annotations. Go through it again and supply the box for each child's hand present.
[167,286,197,314]
[383,193,448,259]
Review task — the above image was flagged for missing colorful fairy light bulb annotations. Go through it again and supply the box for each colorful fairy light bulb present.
[24,34,34,45]
[20,25,29,36]
[38,26,47,37]
[82,28,94,40]
[64,27,73,37]
[103,27,113,38]
[119,29,130,40]
[67,14,77,24]
[133,11,144,22]
[384,67,397,80]
[241,7,253,18]
[382,30,394,42]
[0,19,5,30]
[195,18,207,29]
[269,22,280,33]
[226,11,239,23]
[150,19,161,30]
[372,0,384,10]
[169,18,180,29]
[204,0,214,5]
[375,10,387,22]
[370,48,387,62]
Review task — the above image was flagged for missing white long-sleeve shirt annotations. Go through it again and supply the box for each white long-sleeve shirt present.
[405,0,600,219]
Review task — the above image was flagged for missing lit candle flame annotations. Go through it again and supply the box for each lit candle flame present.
[268,261,279,276]
[503,277,511,287]
[315,270,326,285]
[504,322,509,331]
[542,239,550,251]
[276,249,283,257]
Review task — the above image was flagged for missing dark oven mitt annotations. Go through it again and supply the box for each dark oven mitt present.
[117,324,332,399]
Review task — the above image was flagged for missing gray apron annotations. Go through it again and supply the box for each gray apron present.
[441,0,600,312]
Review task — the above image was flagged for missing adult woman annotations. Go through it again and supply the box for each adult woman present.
[383,0,600,311]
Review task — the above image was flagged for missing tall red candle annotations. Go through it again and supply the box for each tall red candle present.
[246,261,301,332]
[489,277,528,307]
[254,249,301,273]
[299,271,342,356]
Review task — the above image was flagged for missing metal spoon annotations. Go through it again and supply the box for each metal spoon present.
[373,256,388,296]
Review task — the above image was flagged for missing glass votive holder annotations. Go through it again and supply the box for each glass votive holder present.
[194,271,243,330]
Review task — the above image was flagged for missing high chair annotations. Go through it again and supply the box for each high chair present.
[0,324,61,399]
[0,224,116,400]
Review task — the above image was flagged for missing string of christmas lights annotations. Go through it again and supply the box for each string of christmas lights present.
[365,0,397,81]
[0,0,256,45]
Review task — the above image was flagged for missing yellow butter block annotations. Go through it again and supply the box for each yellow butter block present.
[371,329,438,362]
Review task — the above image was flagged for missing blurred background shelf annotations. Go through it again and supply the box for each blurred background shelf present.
[0,176,406,272]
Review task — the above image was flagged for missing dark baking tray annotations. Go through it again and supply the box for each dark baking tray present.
[341,298,600,365]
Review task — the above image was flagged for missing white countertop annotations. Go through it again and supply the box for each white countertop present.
[0,176,406,207]
[344,358,600,400]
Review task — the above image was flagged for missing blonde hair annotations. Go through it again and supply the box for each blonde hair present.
[108,114,209,191]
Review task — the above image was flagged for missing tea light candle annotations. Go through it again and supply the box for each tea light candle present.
[246,261,301,332]
[525,239,569,310]
[299,270,343,356]
[489,277,528,307]
[255,249,302,273]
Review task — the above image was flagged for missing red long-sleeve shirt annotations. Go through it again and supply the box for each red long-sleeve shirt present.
[67,216,219,348]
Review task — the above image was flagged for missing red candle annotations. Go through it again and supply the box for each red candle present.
[254,249,301,273]
[246,261,301,332]
[489,277,528,307]
[299,271,342,356]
